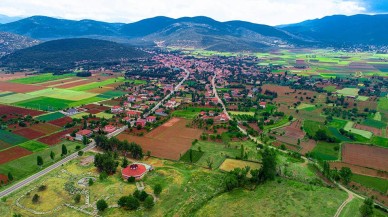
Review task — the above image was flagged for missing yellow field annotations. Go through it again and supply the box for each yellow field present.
[219,159,261,175]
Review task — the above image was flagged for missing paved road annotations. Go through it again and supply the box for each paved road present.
[144,68,190,117]
[0,125,128,199]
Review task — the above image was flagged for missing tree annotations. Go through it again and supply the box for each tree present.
[189,149,193,163]
[82,135,89,145]
[127,176,135,183]
[322,161,330,178]
[88,178,94,186]
[50,151,55,160]
[99,171,108,181]
[153,184,162,196]
[74,194,81,203]
[121,157,128,168]
[37,156,43,168]
[32,194,40,203]
[257,148,277,182]
[240,144,244,159]
[359,197,374,217]
[206,157,214,169]
[7,172,13,182]
[61,144,68,156]
[94,152,118,174]
[96,199,108,212]
[339,167,352,185]
[118,196,139,210]
[144,196,155,209]
[139,191,149,202]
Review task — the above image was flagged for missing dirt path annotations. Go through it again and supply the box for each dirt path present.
[334,190,354,217]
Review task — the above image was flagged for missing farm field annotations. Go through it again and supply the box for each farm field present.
[336,88,359,97]
[18,140,49,152]
[8,73,75,84]
[342,143,388,172]
[0,141,80,183]
[310,142,339,161]
[35,112,65,122]
[117,118,202,160]
[351,174,388,193]
[219,159,261,173]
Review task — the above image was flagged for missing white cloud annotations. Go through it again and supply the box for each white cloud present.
[0,0,366,25]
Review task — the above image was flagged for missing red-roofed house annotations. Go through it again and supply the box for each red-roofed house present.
[104,125,116,134]
[146,116,156,123]
[121,164,147,180]
[136,119,147,128]
[111,106,123,113]
[75,129,93,141]
[259,102,267,108]
[127,110,142,118]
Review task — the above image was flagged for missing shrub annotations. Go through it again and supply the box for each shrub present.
[153,184,162,196]
[144,196,155,209]
[96,199,108,212]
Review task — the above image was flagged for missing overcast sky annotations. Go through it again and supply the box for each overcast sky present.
[0,0,387,25]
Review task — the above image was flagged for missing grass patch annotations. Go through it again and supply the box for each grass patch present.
[179,149,204,163]
[351,174,388,193]
[328,118,348,129]
[18,141,48,152]
[196,178,347,217]
[356,96,369,101]
[310,141,339,161]
[373,112,382,121]
[264,116,290,130]
[323,85,337,92]
[230,111,255,116]
[68,96,105,107]
[35,112,65,122]
[172,110,200,119]
[337,88,359,97]
[296,103,315,110]
[95,112,114,119]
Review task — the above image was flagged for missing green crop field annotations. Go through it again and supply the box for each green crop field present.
[328,118,348,129]
[179,149,204,163]
[196,178,347,217]
[35,112,65,121]
[9,73,75,84]
[16,97,74,111]
[68,96,105,107]
[0,130,28,146]
[377,97,388,111]
[70,112,90,119]
[373,112,382,121]
[18,141,49,152]
[97,90,126,99]
[371,136,388,148]
[344,121,373,139]
[362,119,386,129]
[351,174,388,193]
[70,77,125,91]
[0,93,37,104]
[310,141,339,161]
[27,88,97,101]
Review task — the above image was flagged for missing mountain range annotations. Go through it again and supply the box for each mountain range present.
[0,14,387,52]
